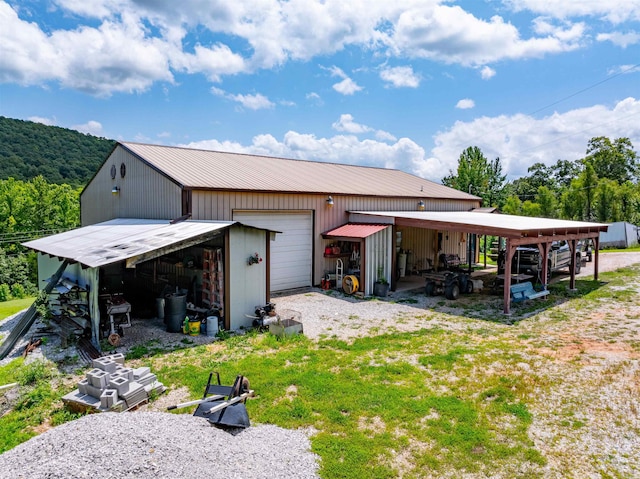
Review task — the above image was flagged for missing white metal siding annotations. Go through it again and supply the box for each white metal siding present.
[233,211,313,291]
[229,226,268,329]
[363,227,393,296]
[81,146,182,226]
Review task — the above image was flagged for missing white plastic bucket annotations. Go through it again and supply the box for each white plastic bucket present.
[206,316,219,337]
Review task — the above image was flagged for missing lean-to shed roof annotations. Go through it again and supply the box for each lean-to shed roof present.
[23,219,236,268]
[119,142,478,200]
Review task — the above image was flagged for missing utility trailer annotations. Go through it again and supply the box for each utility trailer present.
[423,271,473,300]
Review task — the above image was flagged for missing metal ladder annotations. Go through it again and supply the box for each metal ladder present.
[336,259,344,288]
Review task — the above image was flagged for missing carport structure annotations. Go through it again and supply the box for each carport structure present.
[349,211,609,314]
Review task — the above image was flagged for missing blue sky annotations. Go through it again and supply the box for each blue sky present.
[1,0,639,182]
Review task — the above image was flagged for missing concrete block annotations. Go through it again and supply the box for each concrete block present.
[119,367,134,381]
[133,367,150,380]
[137,374,157,387]
[85,383,104,399]
[100,389,118,409]
[120,381,144,400]
[77,378,89,395]
[107,353,125,365]
[93,357,117,373]
[87,369,110,388]
[109,376,130,396]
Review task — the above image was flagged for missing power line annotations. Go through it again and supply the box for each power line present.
[464,62,640,148]
[526,63,640,117]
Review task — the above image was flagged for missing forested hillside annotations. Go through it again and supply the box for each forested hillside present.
[0,116,115,186]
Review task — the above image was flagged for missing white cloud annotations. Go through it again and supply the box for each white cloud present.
[504,0,640,24]
[332,77,363,95]
[184,132,426,174]
[390,4,584,66]
[421,97,640,181]
[607,64,640,75]
[456,99,475,109]
[380,66,421,88]
[324,65,363,95]
[2,0,617,95]
[597,31,640,48]
[72,120,103,136]
[182,98,640,183]
[306,92,323,105]
[480,66,496,79]
[376,130,397,142]
[28,116,56,125]
[157,131,171,138]
[211,87,274,110]
[0,2,173,95]
[332,114,372,134]
[172,43,247,81]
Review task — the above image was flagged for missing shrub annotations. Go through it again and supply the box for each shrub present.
[0,283,11,302]
[11,283,26,299]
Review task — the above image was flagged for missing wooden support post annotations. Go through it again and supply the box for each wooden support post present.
[594,236,600,281]
[569,239,577,290]
[503,239,515,315]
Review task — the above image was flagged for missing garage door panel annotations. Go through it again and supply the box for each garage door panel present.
[233,212,313,291]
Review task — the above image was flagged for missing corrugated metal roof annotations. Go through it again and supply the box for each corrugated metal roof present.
[350,211,609,238]
[23,218,235,268]
[119,142,478,200]
[322,223,390,239]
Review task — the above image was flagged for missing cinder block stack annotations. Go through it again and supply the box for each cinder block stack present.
[62,354,166,412]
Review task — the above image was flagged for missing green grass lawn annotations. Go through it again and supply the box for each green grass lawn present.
[0,297,35,321]
[149,330,544,478]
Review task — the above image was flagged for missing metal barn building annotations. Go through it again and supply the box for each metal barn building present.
[81,142,481,296]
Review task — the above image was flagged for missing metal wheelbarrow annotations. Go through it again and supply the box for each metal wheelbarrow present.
[168,372,253,429]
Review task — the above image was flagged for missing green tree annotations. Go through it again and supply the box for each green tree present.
[521,200,541,217]
[618,181,640,224]
[595,179,620,222]
[579,163,599,220]
[560,179,585,220]
[583,136,638,183]
[442,146,489,195]
[442,147,506,207]
[536,186,557,218]
[486,157,507,208]
[509,162,552,201]
[551,159,582,189]
[502,195,522,215]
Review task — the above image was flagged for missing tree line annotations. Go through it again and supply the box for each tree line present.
[0,116,115,186]
[0,116,112,300]
[0,176,82,300]
[443,136,640,225]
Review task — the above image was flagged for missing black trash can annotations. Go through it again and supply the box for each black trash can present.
[164,293,187,333]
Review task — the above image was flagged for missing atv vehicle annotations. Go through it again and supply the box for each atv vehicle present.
[424,271,473,300]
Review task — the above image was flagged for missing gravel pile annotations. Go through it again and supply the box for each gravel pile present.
[0,412,320,479]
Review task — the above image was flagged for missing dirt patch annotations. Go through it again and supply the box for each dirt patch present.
[537,338,639,362]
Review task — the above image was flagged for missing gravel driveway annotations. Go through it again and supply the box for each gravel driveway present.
[273,251,640,341]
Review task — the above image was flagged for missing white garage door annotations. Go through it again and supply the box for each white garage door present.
[233,211,313,291]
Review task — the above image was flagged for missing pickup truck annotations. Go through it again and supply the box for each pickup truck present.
[499,240,583,281]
